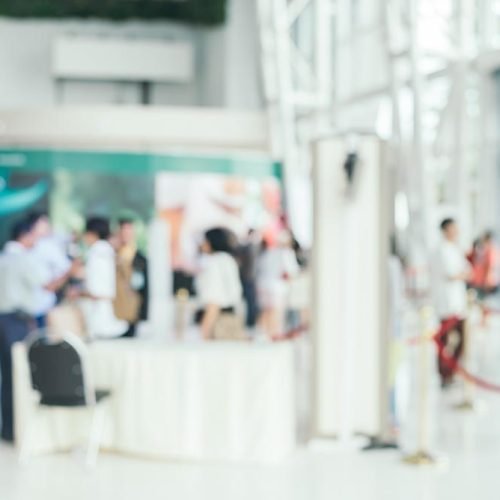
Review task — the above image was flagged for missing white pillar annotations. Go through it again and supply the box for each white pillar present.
[312,135,389,440]
[478,73,498,233]
[408,0,430,248]
[449,0,474,244]
[147,217,173,340]
[224,0,262,109]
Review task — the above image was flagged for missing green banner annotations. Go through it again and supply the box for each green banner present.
[0,148,282,180]
[0,181,48,216]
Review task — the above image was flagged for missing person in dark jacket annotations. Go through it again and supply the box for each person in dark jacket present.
[236,229,261,328]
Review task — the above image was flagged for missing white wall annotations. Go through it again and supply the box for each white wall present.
[0,107,270,152]
[0,0,263,110]
[224,0,262,109]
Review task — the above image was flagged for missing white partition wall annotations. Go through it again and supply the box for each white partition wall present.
[312,135,389,440]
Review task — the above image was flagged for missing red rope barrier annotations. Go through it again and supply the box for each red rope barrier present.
[406,316,460,346]
[283,316,500,392]
[480,305,500,316]
[437,342,500,393]
[271,323,309,342]
[408,315,500,393]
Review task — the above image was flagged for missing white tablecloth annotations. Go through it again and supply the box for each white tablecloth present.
[13,339,297,463]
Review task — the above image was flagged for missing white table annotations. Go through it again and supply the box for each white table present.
[13,338,297,463]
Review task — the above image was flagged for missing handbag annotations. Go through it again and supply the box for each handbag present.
[213,312,246,341]
[113,258,141,323]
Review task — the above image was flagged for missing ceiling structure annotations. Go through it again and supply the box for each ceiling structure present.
[257,0,500,247]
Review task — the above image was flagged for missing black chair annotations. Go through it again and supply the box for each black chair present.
[20,329,111,466]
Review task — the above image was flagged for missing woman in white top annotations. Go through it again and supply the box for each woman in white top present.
[257,230,300,338]
[196,228,242,339]
[78,217,128,339]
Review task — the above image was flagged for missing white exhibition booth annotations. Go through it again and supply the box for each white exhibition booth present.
[0,108,392,462]
[13,339,297,463]
[1,106,301,463]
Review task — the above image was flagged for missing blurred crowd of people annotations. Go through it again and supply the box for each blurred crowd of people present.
[0,211,309,442]
[195,226,309,341]
[466,231,500,300]
[433,218,500,387]
[0,213,147,442]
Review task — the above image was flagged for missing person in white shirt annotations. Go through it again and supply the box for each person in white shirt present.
[257,230,300,338]
[196,228,242,339]
[432,218,470,386]
[77,217,128,340]
[28,212,72,328]
[0,221,49,441]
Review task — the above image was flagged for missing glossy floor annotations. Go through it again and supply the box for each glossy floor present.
[1,317,500,500]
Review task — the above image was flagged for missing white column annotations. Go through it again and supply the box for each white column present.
[312,135,388,439]
[449,0,474,244]
[408,0,430,248]
[478,72,499,233]
[224,0,262,109]
[147,217,173,339]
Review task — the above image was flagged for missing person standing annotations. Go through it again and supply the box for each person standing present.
[237,229,261,329]
[196,228,243,340]
[479,231,499,296]
[115,218,149,337]
[466,238,484,291]
[76,217,128,339]
[0,221,47,442]
[257,230,300,338]
[432,218,470,387]
[28,212,72,328]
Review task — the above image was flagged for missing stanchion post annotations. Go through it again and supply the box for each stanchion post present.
[456,290,477,411]
[403,306,437,465]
